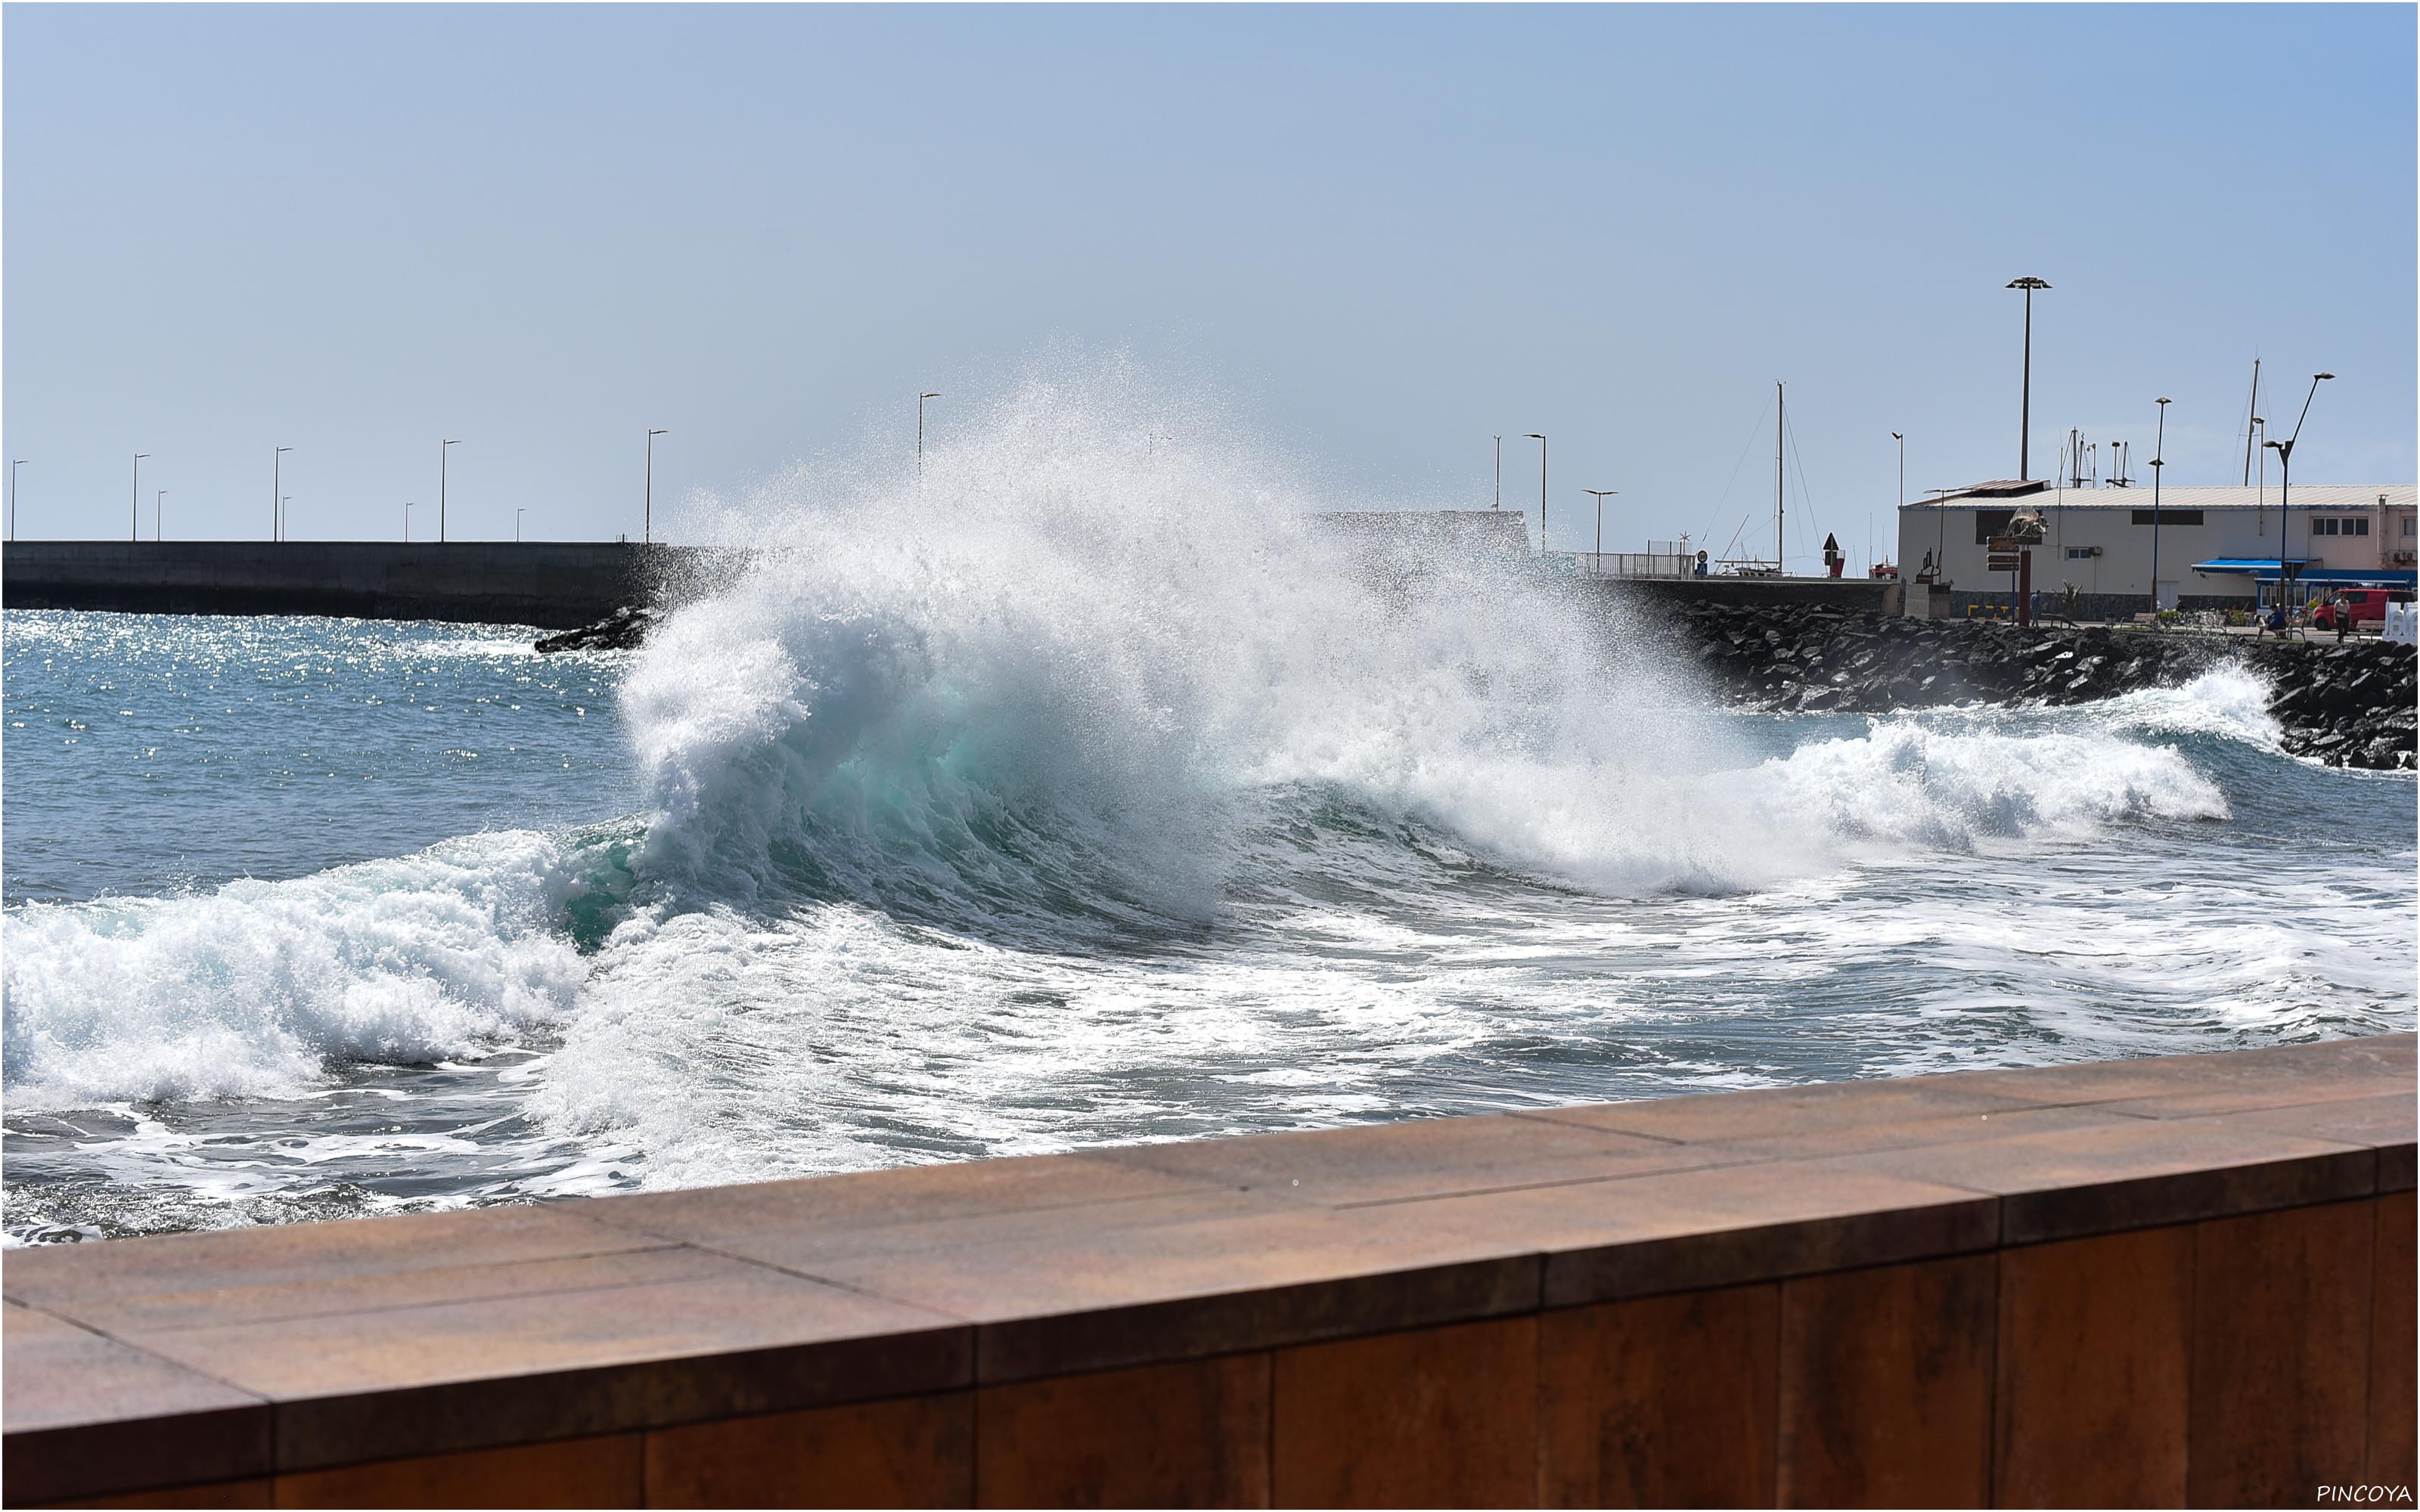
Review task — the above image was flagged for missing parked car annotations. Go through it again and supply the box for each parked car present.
[2313,587,2414,631]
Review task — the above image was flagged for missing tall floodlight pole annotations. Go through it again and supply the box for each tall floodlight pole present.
[131,454,149,541]
[272,446,292,541]
[11,460,24,541]
[156,490,166,542]
[2263,372,2334,615]
[645,429,668,544]
[1584,489,1617,575]
[2006,277,2051,479]
[917,392,941,482]
[440,439,460,543]
[1524,434,1547,554]
[1493,435,1502,510]
[2149,398,2170,617]
[517,507,526,543]
[405,502,414,541]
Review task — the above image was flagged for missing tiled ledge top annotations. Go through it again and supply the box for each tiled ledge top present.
[6,1033,2413,1502]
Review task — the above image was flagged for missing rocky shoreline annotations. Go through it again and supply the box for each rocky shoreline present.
[1646,601,2417,771]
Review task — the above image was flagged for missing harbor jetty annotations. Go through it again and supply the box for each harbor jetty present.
[1640,599,2419,770]
[6,1036,2411,1507]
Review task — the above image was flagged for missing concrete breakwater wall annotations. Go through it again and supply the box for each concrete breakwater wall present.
[4,1036,2411,1507]
[2,541,715,630]
[1652,601,2419,770]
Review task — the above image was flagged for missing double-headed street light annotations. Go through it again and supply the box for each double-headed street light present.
[2006,277,2050,479]
[2148,398,2170,616]
[2263,372,2335,613]
[645,429,668,544]
[1524,434,1547,553]
[1584,489,1617,575]
[272,446,293,541]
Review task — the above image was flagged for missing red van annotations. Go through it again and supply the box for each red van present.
[2312,587,2414,630]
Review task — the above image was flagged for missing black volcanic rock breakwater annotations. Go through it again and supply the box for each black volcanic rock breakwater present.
[1649,602,2416,772]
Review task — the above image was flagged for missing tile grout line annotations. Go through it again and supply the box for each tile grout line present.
[70,1241,702,1336]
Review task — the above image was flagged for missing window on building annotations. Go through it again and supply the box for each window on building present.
[2130,509,2204,525]
[2315,518,2338,536]
[2065,547,2094,559]
[2313,517,2370,537]
[2354,518,2371,536]
[2405,519,2415,538]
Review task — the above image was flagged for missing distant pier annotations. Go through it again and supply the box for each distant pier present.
[2,541,702,630]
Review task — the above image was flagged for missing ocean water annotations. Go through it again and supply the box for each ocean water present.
[7,378,2415,1244]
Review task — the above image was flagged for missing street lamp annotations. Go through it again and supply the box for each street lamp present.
[2263,371,2335,616]
[272,446,292,541]
[1584,490,1617,575]
[282,497,292,540]
[156,490,166,542]
[405,502,415,541]
[131,453,150,542]
[1492,435,1502,510]
[516,507,526,543]
[1891,432,1905,510]
[645,429,668,544]
[440,438,460,543]
[917,392,941,481]
[11,460,24,541]
[1524,434,1547,554]
[2006,277,2051,479]
[2148,398,2170,617]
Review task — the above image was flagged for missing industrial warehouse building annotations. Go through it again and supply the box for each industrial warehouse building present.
[1896,482,2418,618]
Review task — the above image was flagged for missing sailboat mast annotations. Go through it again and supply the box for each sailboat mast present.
[2241,358,2261,486]
[1775,381,1786,572]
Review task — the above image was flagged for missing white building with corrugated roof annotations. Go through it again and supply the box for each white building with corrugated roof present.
[1897,481,2416,616]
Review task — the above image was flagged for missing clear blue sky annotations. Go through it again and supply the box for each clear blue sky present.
[6,4,2412,566]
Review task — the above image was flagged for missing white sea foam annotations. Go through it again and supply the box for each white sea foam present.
[2,832,588,1109]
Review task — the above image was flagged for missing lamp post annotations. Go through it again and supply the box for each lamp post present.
[1584,489,1617,575]
[271,446,291,541]
[2263,372,2334,617]
[440,438,459,542]
[405,502,415,541]
[1492,435,1501,510]
[2006,277,2051,479]
[645,428,667,544]
[282,497,292,540]
[2148,398,2169,617]
[1891,432,1904,510]
[1524,433,1546,555]
[131,453,149,542]
[517,508,527,543]
[156,490,166,542]
[917,392,941,481]
[11,460,23,541]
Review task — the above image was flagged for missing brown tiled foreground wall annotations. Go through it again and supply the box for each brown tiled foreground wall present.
[6,1034,2413,1509]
